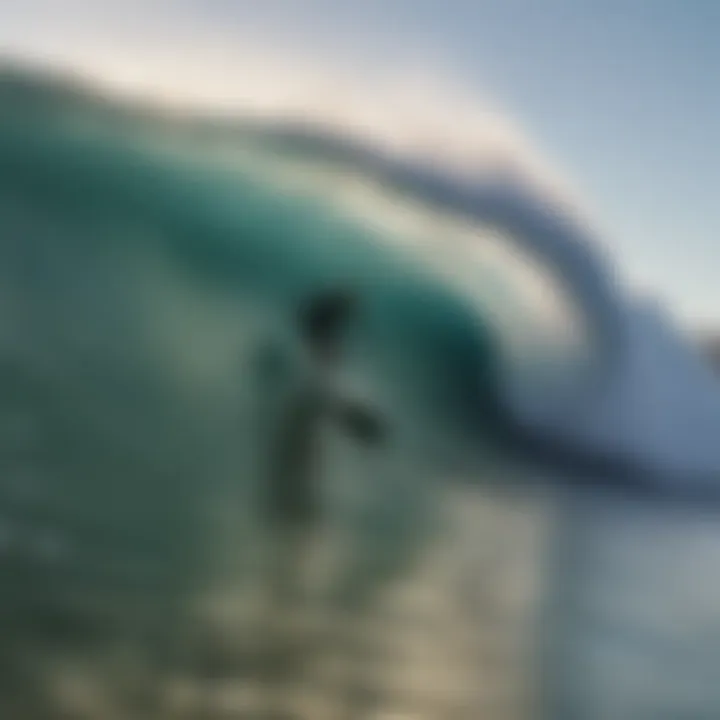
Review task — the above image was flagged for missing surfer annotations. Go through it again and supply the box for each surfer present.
[259,288,386,541]
[253,288,387,714]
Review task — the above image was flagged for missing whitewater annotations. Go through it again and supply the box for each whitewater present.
[1,58,720,720]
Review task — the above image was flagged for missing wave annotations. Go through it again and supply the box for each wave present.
[3,55,720,720]
[3,56,719,494]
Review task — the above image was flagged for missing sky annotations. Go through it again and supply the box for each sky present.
[1,0,718,329]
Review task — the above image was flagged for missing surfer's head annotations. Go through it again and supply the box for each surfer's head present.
[299,287,357,359]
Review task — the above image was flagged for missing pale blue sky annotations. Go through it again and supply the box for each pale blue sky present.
[2,0,718,327]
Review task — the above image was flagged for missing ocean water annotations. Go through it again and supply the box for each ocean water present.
[1,64,720,720]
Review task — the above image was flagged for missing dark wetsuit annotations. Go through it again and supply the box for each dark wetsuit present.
[264,381,328,530]
[255,338,339,535]
[256,340,384,532]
